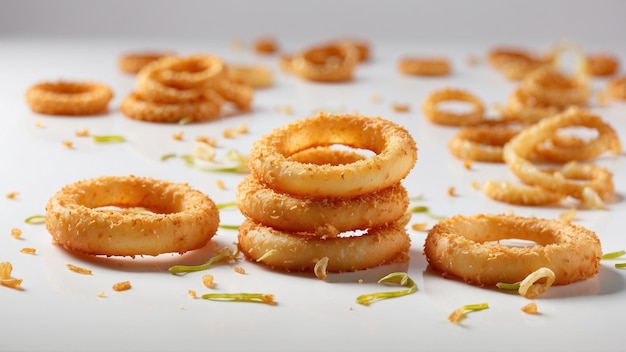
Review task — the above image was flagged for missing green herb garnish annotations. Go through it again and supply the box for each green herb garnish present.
[168,247,238,275]
[356,272,417,306]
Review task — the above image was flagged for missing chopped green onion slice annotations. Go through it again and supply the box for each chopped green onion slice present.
[216,201,237,210]
[256,249,278,262]
[409,205,445,220]
[449,303,489,323]
[409,195,425,201]
[161,153,177,161]
[615,263,626,269]
[602,250,626,260]
[200,293,276,305]
[93,135,125,142]
[496,282,521,290]
[356,272,417,306]
[219,224,240,230]
[168,247,238,275]
[463,303,489,311]
[24,214,46,224]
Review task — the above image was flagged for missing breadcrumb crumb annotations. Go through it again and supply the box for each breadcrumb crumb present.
[411,222,428,231]
[202,274,216,289]
[188,289,197,298]
[521,302,538,314]
[20,247,36,255]
[35,119,45,128]
[10,228,22,239]
[112,281,132,291]
[463,159,472,169]
[172,131,184,141]
[67,264,92,275]
[392,103,410,112]
[234,267,246,274]
[216,179,226,190]
[448,187,456,196]
[6,192,19,199]
[75,128,90,137]
[62,140,73,148]
[195,135,217,146]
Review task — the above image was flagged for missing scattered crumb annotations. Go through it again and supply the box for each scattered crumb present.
[20,247,36,255]
[6,192,19,199]
[35,119,45,128]
[234,267,246,274]
[172,131,184,141]
[67,264,92,275]
[216,179,226,190]
[370,93,383,103]
[470,181,481,190]
[10,228,22,239]
[448,187,456,197]
[62,140,73,148]
[463,159,472,170]
[196,135,217,146]
[275,105,294,115]
[391,103,410,113]
[411,222,428,232]
[112,281,132,292]
[358,279,364,284]
[559,208,577,223]
[97,291,106,298]
[202,274,216,289]
[521,302,538,314]
[188,289,197,298]
[75,128,90,137]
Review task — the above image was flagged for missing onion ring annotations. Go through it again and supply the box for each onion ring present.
[519,67,589,108]
[448,122,521,162]
[227,65,274,88]
[585,54,619,77]
[503,107,619,205]
[25,81,113,115]
[120,91,223,123]
[248,112,418,198]
[237,174,408,233]
[237,218,410,273]
[607,76,626,100]
[289,41,360,82]
[421,88,485,126]
[487,47,554,80]
[118,51,174,74]
[482,180,566,206]
[397,57,451,76]
[45,175,220,257]
[424,213,602,286]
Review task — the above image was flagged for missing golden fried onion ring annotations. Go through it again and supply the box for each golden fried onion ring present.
[120,91,223,123]
[248,112,418,198]
[422,88,485,126]
[45,175,220,257]
[397,57,451,76]
[118,51,174,74]
[25,81,113,115]
[238,217,411,273]
[424,213,602,286]
[237,174,408,233]
[502,107,620,206]
[288,41,360,82]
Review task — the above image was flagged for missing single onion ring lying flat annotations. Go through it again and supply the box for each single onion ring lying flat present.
[424,213,602,286]
[248,112,417,198]
[421,88,485,126]
[25,81,114,115]
[237,174,408,233]
[45,175,220,257]
[237,217,411,273]
[397,57,451,76]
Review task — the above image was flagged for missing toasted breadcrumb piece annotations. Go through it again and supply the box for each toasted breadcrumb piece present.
[35,119,45,128]
[195,135,217,146]
[463,159,472,169]
[97,291,106,298]
[67,264,92,275]
[6,192,19,199]
[391,103,410,112]
[411,222,428,231]
[448,187,456,196]
[202,274,216,289]
[216,179,226,190]
[112,281,132,291]
[62,140,73,148]
[0,262,23,289]
[234,266,246,274]
[188,289,197,298]
[10,228,22,239]
[559,208,577,223]
[75,128,90,137]
[20,247,36,255]
[172,131,184,141]
[521,302,538,314]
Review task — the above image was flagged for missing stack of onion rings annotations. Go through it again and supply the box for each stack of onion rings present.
[25,80,114,115]
[237,113,418,273]
[45,175,220,257]
[120,54,253,123]
[424,213,602,287]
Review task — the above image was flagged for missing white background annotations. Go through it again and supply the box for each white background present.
[1,1,626,352]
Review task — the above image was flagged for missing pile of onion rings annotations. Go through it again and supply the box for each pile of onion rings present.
[486,107,621,208]
[45,175,220,257]
[25,80,114,115]
[120,54,254,123]
[424,213,602,287]
[237,113,418,274]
